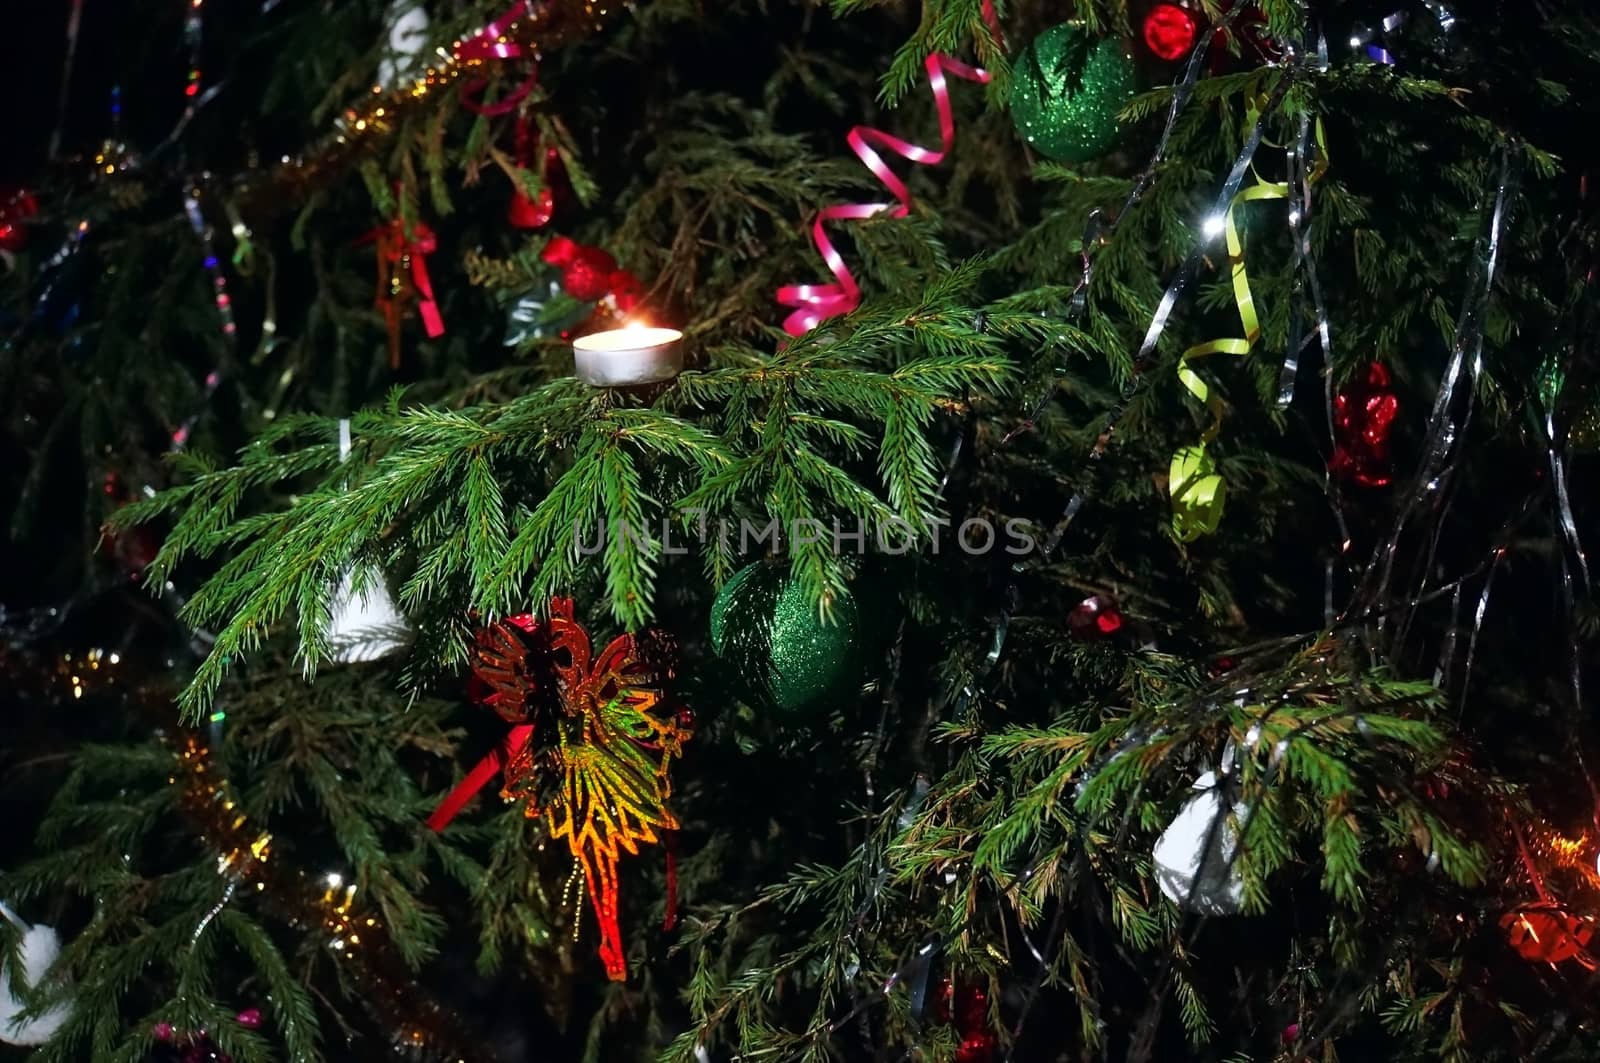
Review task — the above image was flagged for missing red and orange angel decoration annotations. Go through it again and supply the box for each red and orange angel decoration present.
[426,598,691,981]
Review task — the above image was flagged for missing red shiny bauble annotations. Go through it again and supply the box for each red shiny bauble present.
[541,234,581,268]
[113,525,161,579]
[1501,905,1597,966]
[0,186,39,253]
[1330,362,1400,488]
[508,118,568,230]
[1068,594,1124,640]
[1143,3,1199,61]
[507,186,556,229]
[1207,3,1285,70]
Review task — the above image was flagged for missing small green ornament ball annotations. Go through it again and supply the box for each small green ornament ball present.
[709,562,864,717]
[1537,353,1600,451]
[1010,24,1138,163]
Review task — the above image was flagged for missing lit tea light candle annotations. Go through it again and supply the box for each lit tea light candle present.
[571,322,683,387]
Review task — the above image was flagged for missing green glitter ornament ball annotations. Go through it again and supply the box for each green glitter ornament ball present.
[1010,24,1138,163]
[1537,352,1600,451]
[709,562,864,717]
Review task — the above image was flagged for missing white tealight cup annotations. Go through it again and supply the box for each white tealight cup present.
[571,325,684,387]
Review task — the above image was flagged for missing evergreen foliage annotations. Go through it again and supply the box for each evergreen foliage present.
[3,0,1600,1060]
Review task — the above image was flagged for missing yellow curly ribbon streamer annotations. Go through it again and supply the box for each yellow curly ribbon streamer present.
[1171,444,1225,541]
[1168,117,1327,542]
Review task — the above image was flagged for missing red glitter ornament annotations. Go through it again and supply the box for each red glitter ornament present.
[0,187,39,253]
[1068,594,1124,640]
[935,979,998,1063]
[1330,362,1399,488]
[542,235,618,302]
[1501,904,1598,967]
[1143,3,1199,61]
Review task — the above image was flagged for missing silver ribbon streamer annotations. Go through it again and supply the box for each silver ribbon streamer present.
[49,0,87,159]
[1362,146,1518,624]
[1278,33,1332,407]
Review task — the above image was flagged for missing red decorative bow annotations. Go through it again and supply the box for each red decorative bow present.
[361,214,445,369]
[427,599,691,982]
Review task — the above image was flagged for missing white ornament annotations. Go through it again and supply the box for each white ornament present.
[1152,770,1251,916]
[0,904,71,1046]
[325,419,410,665]
[378,1,431,89]
[327,569,409,664]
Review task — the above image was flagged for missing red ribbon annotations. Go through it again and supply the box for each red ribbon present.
[775,54,989,336]
[403,222,445,339]
[426,611,544,832]
[360,214,445,368]
[775,0,1000,336]
[425,723,534,831]
[662,831,680,932]
[455,0,541,115]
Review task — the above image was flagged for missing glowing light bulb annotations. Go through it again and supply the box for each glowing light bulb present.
[1202,214,1226,239]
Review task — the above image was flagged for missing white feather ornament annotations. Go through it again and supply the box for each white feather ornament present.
[0,904,71,1046]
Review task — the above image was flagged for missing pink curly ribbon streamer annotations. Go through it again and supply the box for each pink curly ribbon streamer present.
[776,54,990,335]
[456,0,541,116]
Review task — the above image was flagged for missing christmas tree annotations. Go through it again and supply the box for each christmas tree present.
[4,0,1600,1059]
